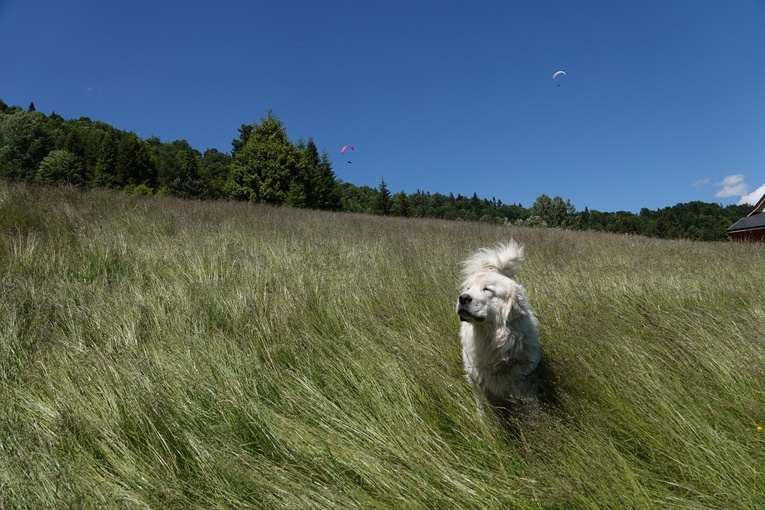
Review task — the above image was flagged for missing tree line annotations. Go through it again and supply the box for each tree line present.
[0,99,749,241]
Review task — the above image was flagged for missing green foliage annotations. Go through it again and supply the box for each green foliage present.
[116,133,156,190]
[199,148,232,200]
[530,193,578,228]
[1,183,764,508]
[301,138,341,210]
[231,123,254,157]
[36,149,84,187]
[224,111,302,205]
[390,190,411,217]
[94,132,119,188]
[514,215,548,228]
[0,98,753,241]
[339,182,378,214]
[149,138,205,199]
[0,110,54,181]
[377,178,391,215]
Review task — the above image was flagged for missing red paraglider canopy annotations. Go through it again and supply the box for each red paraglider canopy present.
[340,145,354,155]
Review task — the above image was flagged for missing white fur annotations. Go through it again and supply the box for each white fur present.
[456,240,541,414]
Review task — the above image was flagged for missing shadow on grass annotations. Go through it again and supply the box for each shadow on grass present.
[489,355,567,441]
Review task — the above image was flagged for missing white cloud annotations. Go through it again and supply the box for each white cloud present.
[738,184,765,206]
[692,177,710,188]
[714,174,748,198]
[713,174,765,206]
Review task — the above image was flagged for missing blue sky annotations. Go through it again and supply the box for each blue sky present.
[1,1,764,213]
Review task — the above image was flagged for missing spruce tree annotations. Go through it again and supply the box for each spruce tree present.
[377,178,391,216]
[225,111,300,205]
[301,138,321,208]
[299,138,340,210]
[231,123,254,157]
[316,152,341,210]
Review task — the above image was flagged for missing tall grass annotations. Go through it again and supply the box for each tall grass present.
[1,182,763,508]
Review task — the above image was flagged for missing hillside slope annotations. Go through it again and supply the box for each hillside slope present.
[1,183,764,508]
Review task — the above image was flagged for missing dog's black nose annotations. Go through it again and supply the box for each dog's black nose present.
[458,294,472,305]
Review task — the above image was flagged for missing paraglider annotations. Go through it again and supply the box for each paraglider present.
[341,145,354,164]
[552,70,566,86]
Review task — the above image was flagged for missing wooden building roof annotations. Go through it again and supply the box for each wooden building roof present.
[727,193,765,240]
[745,193,765,217]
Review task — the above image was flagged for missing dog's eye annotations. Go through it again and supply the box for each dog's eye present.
[483,287,494,293]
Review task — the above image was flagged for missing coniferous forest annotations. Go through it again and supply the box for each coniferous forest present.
[0,99,749,241]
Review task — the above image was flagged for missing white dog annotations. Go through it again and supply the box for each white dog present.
[456,240,542,415]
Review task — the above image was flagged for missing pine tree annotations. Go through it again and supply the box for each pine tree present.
[170,143,204,198]
[300,138,340,210]
[231,123,254,157]
[377,178,391,216]
[316,152,341,210]
[301,138,321,208]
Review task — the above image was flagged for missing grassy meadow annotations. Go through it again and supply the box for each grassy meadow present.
[1,182,764,508]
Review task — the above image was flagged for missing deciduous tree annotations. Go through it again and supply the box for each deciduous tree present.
[94,132,119,188]
[0,110,54,181]
[116,133,156,190]
[36,149,84,186]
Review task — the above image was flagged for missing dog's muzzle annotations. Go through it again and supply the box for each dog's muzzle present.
[457,294,482,322]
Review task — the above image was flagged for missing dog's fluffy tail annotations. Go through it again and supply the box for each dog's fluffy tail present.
[461,239,525,279]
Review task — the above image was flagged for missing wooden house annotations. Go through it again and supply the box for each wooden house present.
[727,194,765,241]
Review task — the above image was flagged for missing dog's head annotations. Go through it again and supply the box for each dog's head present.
[457,271,527,328]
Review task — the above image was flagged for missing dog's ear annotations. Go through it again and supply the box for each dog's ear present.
[503,289,527,323]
